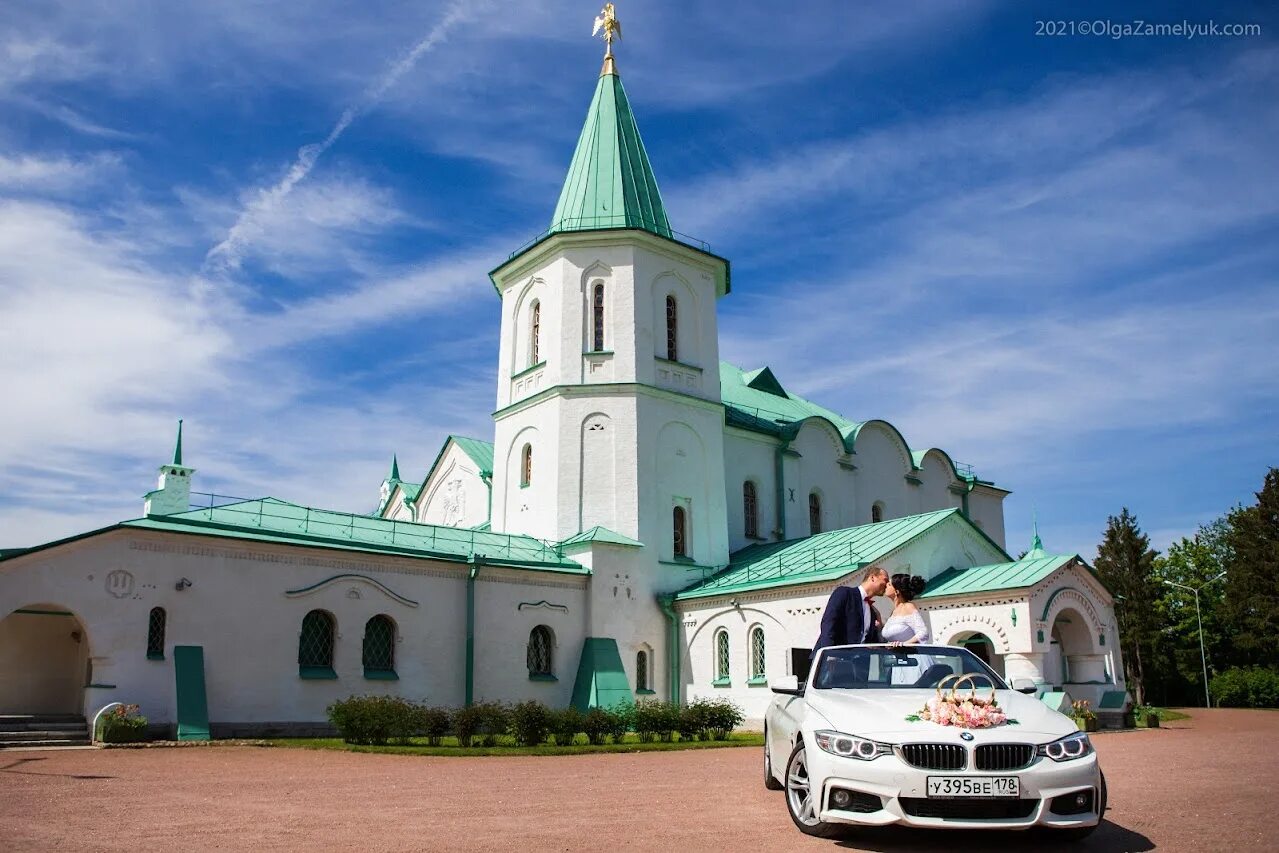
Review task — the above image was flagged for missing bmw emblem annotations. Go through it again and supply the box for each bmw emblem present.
[960,732,975,742]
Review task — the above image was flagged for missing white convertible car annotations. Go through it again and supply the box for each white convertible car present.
[764,644,1105,839]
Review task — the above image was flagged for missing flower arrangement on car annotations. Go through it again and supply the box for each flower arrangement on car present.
[906,674,1018,728]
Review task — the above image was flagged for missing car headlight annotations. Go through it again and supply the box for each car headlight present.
[1037,731,1094,762]
[814,730,892,761]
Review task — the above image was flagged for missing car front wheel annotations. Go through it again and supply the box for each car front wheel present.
[784,741,843,838]
[763,727,783,790]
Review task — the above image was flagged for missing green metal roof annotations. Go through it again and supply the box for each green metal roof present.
[557,526,644,549]
[919,552,1076,599]
[548,66,671,239]
[3,498,585,574]
[450,436,494,475]
[396,481,423,503]
[674,508,963,601]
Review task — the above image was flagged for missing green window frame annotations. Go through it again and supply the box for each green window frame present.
[748,625,767,684]
[146,606,166,660]
[527,624,553,678]
[362,614,397,680]
[713,628,730,686]
[298,609,336,679]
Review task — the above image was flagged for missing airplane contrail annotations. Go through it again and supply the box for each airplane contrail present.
[204,1,474,271]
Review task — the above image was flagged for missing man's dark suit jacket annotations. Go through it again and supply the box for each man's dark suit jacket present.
[813,585,882,655]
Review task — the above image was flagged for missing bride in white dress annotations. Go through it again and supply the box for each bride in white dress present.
[882,574,934,685]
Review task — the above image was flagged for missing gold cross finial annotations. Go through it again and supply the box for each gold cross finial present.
[592,3,622,75]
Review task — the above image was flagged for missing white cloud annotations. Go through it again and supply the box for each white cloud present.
[0,151,120,192]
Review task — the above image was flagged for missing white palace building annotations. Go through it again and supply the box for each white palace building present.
[0,37,1129,738]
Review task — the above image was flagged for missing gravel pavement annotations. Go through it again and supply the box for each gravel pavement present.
[2,708,1276,852]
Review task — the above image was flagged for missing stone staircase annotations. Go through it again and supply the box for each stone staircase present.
[0,714,92,748]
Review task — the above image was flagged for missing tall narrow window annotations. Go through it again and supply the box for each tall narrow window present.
[871,502,884,523]
[521,444,533,487]
[530,301,541,365]
[298,610,336,678]
[672,505,687,557]
[665,295,678,361]
[146,607,166,660]
[743,481,758,538]
[527,625,553,677]
[362,615,396,678]
[809,492,822,535]
[750,626,766,680]
[636,649,649,692]
[592,283,605,351]
[714,629,730,684]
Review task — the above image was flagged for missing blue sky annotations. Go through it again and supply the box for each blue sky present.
[2,0,1276,560]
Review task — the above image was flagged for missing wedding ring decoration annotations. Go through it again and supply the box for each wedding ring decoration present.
[906,674,1017,728]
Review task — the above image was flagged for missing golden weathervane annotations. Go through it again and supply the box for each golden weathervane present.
[592,3,622,73]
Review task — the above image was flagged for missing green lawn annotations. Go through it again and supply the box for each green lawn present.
[260,731,765,757]
[1152,708,1191,722]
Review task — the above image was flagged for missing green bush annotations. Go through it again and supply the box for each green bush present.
[631,699,668,742]
[701,697,745,740]
[1211,667,1279,708]
[582,707,611,745]
[548,706,583,746]
[418,706,452,746]
[327,695,421,745]
[453,701,510,747]
[509,700,552,747]
[601,704,632,744]
[100,703,148,743]
[678,698,712,741]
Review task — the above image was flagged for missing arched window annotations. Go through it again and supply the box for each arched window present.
[592,283,605,351]
[521,444,533,488]
[530,301,541,365]
[298,610,336,678]
[714,629,730,684]
[527,625,553,677]
[672,505,687,557]
[665,295,678,361]
[809,492,822,535]
[871,502,884,523]
[636,649,649,692]
[743,481,758,538]
[750,625,766,680]
[362,615,396,678]
[146,607,166,660]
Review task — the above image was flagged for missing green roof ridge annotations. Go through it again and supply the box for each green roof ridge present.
[549,66,672,239]
[558,526,644,549]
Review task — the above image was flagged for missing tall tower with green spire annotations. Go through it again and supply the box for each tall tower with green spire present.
[487,3,731,576]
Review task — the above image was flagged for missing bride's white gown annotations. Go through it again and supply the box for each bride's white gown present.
[882,612,934,685]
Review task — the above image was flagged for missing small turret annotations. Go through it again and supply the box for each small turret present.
[144,420,194,516]
[377,453,401,515]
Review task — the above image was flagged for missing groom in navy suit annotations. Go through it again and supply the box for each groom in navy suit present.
[814,567,889,653]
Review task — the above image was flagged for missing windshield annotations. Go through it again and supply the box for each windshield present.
[811,645,1008,691]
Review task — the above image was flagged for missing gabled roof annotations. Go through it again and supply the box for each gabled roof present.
[557,526,644,549]
[3,498,585,574]
[549,64,671,240]
[674,508,977,601]
[398,435,495,516]
[920,553,1077,599]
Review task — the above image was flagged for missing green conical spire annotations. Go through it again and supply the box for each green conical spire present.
[172,419,184,466]
[549,60,672,239]
[1028,512,1045,556]
[389,454,401,482]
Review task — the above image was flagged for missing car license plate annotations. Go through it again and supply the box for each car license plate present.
[926,776,1020,798]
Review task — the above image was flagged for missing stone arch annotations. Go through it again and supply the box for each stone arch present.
[652,270,699,364]
[579,412,615,531]
[935,613,1014,654]
[0,603,91,715]
[580,260,612,351]
[509,276,547,374]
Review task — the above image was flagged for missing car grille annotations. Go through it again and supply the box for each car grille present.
[899,743,967,771]
[900,798,1037,820]
[974,743,1035,771]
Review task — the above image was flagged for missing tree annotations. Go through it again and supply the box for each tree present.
[1095,508,1160,705]
[1153,518,1230,703]
[1222,468,1279,666]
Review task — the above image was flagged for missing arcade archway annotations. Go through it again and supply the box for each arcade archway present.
[0,604,90,714]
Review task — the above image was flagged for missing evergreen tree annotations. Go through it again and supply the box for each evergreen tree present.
[1222,468,1279,666]
[1095,508,1160,704]
[1153,518,1230,703]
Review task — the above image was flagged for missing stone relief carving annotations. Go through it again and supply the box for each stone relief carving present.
[105,569,134,599]
[441,478,466,527]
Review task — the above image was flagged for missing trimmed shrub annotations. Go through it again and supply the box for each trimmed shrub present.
[452,703,483,747]
[419,705,452,746]
[327,695,419,745]
[701,697,745,740]
[601,704,632,744]
[548,706,583,746]
[678,698,712,742]
[1211,667,1279,708]
[100,703,148,743]
[452,701,510,747]
[632,699,668,743]
[509,700,552,747]
[582,707,611,745]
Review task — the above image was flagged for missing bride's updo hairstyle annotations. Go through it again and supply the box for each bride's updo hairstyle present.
[891,573,927,602]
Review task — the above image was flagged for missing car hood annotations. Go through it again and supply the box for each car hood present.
[805,689,1076,741]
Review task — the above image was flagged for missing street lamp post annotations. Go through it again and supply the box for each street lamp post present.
[1164,572,1226,708]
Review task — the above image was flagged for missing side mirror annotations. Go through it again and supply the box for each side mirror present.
[1011,677,1038,695]
[770,675,803,695]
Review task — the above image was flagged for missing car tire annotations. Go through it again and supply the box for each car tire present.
[783,741,843,838]
[1052,772,1108,841]
[763,727,783,791]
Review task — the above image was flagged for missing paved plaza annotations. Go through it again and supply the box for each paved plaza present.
[2,709,1276,851]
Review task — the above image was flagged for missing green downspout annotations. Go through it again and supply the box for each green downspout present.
[465,555,485,706]
[961,479,974,519]
[480,470,493,526]
[657,594,681,705]
[774,440,790,540]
